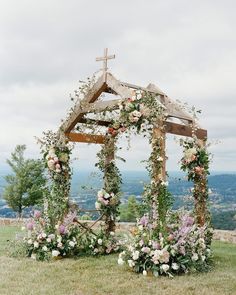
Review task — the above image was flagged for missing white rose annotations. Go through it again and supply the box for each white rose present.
[42,246,48,252]
[27,239,33,245]
[52,250,60,257]
[192,253,198,261]
[31,253,36,260]
[98,239,103,245]
[143,270,147,276]
[132,110,142,118]
[46,238,51,243]
[161,264,170,272]
[42,233,47,238]
[132,250,140,261]
[118,258,124,265]
[33,241,39,248]
[171,263,179,270]
[104,193,110,200]
[69,241,75,248]
[47,159,55,170]
[128,260,135,268]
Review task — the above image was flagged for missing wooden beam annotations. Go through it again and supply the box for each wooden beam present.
[165,121,207,139]
[146,83,193,124]
[60,75,107,134]
[79,117,110,126]
[79,98,122,114]
[65,132,106,144]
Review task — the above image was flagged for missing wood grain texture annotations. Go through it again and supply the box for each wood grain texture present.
[65,132,106,144]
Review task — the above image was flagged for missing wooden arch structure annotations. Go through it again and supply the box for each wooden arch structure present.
[58,51,208,228]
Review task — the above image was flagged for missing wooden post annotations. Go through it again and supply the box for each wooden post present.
[194,139,208,226]
[103,136,116,234]
[151,120,166,227]
[152,121,166,182]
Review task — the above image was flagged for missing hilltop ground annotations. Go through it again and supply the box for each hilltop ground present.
[0,226,235,295]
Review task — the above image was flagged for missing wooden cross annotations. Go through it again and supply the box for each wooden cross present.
[96,48,115,82]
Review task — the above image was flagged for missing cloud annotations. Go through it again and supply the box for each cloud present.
[0,0,235,171]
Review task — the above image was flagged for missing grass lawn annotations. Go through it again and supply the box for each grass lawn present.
[0,226,235,295]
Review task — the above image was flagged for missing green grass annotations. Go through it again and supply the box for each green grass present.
[0,226,236,295]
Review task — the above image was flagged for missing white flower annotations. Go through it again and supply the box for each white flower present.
[184,148,197,161]
[42,233,47,238]
[143,270,147,276]
[192,253,198,261]
[161,264,170,272]
[42,246,48,252]
[98,239,103,245]
[128,259,135,268]
[157,156,163,161]
[47,159,55,170]
[132,250,140,261]
[132,110,142,118]
[118,258,124,265]
[27,239,33,245]
[69,241,75,248]
[46,238,51,243]
[95,201,101,210]
[110,231,115,236]
[57,242,63,248]
[31,253,36,260]
[21,226,26,231]
[52,250,60,257]
[104,193,110,199]
[201,255,206,261]
[97,190,104,198]
[171,263,179,270]
[57,236,62,243]
[33,241,39,248]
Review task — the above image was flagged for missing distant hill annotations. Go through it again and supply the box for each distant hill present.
[0,170,235,229]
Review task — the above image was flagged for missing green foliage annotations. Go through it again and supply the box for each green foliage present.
[212,210,236,230]
[3,145,47,217]
[119,196,142,222]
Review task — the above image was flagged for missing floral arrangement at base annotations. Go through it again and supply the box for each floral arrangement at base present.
[23,210,81,261]
[84,230,121,256]
[118,211,213,277]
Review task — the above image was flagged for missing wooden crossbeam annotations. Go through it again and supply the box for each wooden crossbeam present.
[77,117,206,140]
[80,117,110,126]
[165,121,207,140]
[65,132,106,144]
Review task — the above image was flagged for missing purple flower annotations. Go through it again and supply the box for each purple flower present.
[58,224,66,235]
[139,215,149,227]
[26,221,34,231]
[34,210,41,219]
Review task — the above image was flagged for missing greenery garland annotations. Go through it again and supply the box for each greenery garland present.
[180,136,211,225]
[39,131,73,229]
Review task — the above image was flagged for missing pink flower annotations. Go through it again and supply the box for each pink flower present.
[139,215,149,227]
[26,221,34,230]
[34,210,41,219]
[58,224,66,235]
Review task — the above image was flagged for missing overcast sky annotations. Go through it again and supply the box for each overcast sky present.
[0,0,235,172]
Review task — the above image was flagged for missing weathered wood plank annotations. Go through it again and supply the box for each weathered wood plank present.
[79,117,110,126]
[146,83,193,123]
[165,121,207,139]
[65,132,106,144]
[60,75,107,134]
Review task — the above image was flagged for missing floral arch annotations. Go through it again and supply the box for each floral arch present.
[26,51,212,276]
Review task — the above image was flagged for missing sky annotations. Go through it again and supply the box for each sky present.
[0,0,235,172]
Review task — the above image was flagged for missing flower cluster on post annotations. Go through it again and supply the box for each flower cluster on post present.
[180,137,210,225]
[40,131,73,229]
